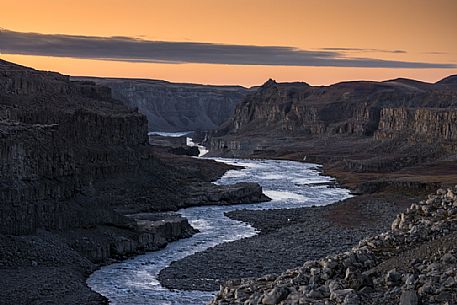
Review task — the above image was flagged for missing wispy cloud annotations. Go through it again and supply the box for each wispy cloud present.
[0,29,454,69]
[424,51,449,55]
[320,48,407,54]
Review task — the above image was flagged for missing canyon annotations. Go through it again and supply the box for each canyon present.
[2,57,457,305]
[73,76,253,132]
[0,59,266,305]
[202,76,457,305]
[206,77,457,191]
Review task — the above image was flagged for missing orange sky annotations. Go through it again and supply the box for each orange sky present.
[1,0,456,86]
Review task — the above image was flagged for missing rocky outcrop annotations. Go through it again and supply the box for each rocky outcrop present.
[212,78,457,140]
[0,59,267,237]
[73,76,253,131]
[63,214,197,263]
[376,107,457,146]
[206,77,457,177]
[184,182,271,207]
[210,187,457,305]
[0,59,271,304]
[0,61,150,235]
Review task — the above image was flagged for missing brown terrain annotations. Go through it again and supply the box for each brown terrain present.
[206,77,457,198]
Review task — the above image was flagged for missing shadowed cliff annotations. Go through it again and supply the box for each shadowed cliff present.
[0,59,268,305]
[73,76,254,132]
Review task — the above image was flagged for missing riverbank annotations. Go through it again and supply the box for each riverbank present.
[86,157,351,304]
[158,193,416,292]
[210,187,457,305]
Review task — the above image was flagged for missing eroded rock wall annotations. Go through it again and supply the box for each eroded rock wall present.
[73,77,252,132]
[376,107,457,145]
[208,78,457,158]
[0,60,150,235]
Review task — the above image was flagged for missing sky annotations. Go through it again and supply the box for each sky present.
[0,0,456,87]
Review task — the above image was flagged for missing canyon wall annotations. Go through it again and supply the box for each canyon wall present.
[376,107,457,145]
[74,77,253,132]
[0,60,266,237]
[208,78,457,159]
[0,60,152,235]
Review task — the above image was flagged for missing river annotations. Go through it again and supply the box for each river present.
[87,157,352,305]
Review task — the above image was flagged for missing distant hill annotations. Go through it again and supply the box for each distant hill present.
[436,74,457,87]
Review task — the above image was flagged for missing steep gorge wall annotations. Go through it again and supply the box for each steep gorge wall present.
[376,107,457,144]
[218,81,400,138]
[0,61,151,235]
[209,79,457,157]
[73,77,252,132]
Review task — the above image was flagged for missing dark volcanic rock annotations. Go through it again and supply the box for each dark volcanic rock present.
[184,182,271,206]
[167,145,200,156]
[210,77,457,146]
[436,74,457,87]
[206,77,457,194]
[158,195,412,292]
[0,59,266,305]
[209,187,457,305]
[73,76,254,131]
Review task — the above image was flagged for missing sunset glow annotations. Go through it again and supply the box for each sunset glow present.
[1,0,456,86]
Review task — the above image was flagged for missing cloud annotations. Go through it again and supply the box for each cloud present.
[320,48,407,54]
[424,51,449,55]
[0,29,455,69]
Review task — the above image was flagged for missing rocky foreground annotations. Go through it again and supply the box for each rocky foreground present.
[159,194,412,292]
[210,187,457,305]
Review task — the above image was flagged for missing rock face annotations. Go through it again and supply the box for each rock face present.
[73,76,253,131]
[206,76,457,178]
[375,107,457,149]
[0,60,148,235]
[210,187,457,305]
[0,59,269,304]
[184,182,271,207]
[0,59,267,236]
[209,77,457,146]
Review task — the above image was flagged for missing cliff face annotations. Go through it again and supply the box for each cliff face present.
[0,59,267,237]
[209,77,457,158]
[215,78,457,137]
[0,59,271,304]
[376,107,457,145]
[73,77,252,132]
[0,60,150,235]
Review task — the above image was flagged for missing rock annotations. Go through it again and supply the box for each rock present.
[445,189,455,200]
[76,77,251,131]
[307,289,324,299]
[443,276,455,288]
[399,290,418,305]
[417,282,433,295]
[261,287,289,305]
[185,182,271,206]
[435,291,452,302]
[330,289,355,302]
[327,280,343,293]
[343,293,361,305]
[385,269,402,286]
[441,252,456,264]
